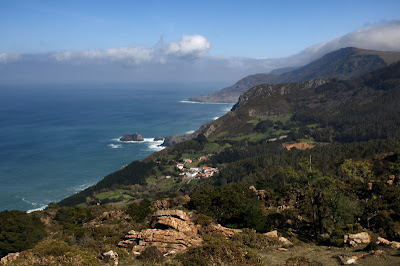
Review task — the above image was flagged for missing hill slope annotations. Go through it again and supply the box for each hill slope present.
[189,47,400,103]
[196,61,400,141]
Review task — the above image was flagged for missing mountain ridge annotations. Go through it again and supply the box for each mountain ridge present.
[189,47,400,103]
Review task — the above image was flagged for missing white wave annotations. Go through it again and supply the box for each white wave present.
[148,143,165,151]
[180,100,231,105]
[71,182,94,194]
[108,144,122,149]
[27,205,47,213]
[213,117,219,120]
[186,130,195,134]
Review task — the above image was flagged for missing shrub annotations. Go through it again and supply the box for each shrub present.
[0,210,46,257]
[126,199,151,222]
[177,236,262,265]
[139,246,164,263]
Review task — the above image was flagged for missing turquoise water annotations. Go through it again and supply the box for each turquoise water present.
[0,84,232,211]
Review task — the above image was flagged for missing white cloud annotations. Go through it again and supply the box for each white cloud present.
[51,34,211,64]
[291,21,400,65]
[164,34,211,57]
[0,53,21,64]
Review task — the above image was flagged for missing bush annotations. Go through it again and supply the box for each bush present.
[0,210,46,257]
[177,236,262,265]
[139,246,164,263]
[126,199,151,222]
[232,228,279,249]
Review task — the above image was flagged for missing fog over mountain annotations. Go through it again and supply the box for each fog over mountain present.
[1,21,400,85]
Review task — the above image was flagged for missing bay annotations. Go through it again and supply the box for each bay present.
[0,83,231,211]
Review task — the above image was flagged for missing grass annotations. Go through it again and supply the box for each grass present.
[256,244,400,265]
[300,138,316,143]
[95,189,132,200]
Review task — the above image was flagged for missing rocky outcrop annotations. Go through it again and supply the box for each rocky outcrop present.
[376,237,400,249]
[120,133,144,142]
[249,185,267,200]
[344,232,371,247]
[118,209,245,256]
[338,250,383,265]
[205,223,242,238]
[102,250,118,266]
[161,133,196,147]
[1,253,20,264]
[153,136,163,141]
[118,210,202,256]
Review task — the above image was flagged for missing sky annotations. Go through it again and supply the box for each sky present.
[1,0,400,85]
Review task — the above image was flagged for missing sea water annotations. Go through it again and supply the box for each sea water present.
[0,83,232,212]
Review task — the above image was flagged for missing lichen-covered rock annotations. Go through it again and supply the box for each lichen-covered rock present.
[264,230,278,238]
[119,210,203,256]
[1,252,19,264]
[344,232,371,246]
[103,250,118,266]
[206,223,242,238]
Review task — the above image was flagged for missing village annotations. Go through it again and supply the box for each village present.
[164,155,219,180]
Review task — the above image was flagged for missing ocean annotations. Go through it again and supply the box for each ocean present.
[0,83,232,212]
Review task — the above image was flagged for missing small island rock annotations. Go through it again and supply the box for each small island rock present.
[120,132,144,142]
[153,136,163,141]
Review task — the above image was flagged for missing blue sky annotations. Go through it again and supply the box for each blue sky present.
[1,0,400,84]
[1,0,400,58]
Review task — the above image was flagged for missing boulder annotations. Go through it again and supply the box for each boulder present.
[344,232,371,246]
[278,236,293,247]
[206,223,242,238]
[1,253,19,264]
[120,133,144,142]
[264,230,278,238]
[103,250,118,266]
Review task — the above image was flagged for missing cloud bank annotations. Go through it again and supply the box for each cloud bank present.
[51,34,211,64]
[1,21,400,84]
[289,21,400,65]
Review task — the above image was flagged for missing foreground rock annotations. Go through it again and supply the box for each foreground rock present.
[344,232,371,247]
[102,250,118,266]
[120,133,144,142]
[1,253,19,264]
[118,210,202,256]
[118,209,243,256]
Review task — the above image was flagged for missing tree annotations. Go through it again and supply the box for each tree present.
[0,210,46,257]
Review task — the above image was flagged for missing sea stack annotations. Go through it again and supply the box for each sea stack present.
[120,132,144,142]
[153,136,163,141]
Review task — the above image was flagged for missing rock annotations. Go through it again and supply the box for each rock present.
[376,236,400,249]
[119,210,203,256]
[152,210,198,234]
[120,132,144,142]
[161,133,196,147]
[264,230,278,238]
[153,136,163,141]
[103,250,118,266]
[207,223,242,238]
[278,236,293,247]
[278,247,288,251]
[118,228,202,256]
[151,199,171,210]
[391,241,400,249]
[1,253,19,264]
[376,236,391,246]
[249,185,267,200]
[344,232,371,246]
